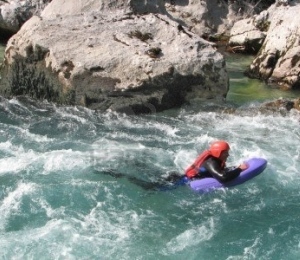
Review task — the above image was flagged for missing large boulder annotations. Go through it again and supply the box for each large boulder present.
[0,0,228,113]
[246,0,300,90]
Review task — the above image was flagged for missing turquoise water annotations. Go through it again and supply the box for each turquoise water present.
[226,53,300,105]
[1,44,300,259]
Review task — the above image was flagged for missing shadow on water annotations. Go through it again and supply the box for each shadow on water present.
[93,168,185,191]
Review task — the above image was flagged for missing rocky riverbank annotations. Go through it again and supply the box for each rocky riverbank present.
[0,0,299,113]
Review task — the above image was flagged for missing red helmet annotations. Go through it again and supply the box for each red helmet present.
[209,140,230,158]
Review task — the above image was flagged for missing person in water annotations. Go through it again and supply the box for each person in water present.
[185,140,248,182]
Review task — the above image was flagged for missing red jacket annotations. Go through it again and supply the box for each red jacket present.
[185,150,225,179]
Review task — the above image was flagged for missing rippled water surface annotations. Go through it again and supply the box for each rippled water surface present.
[226,53,300,105]
[0,44,300,259]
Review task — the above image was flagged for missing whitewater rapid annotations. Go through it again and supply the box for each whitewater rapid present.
[0,96,300,259]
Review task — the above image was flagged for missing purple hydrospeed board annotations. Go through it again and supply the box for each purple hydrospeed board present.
[189,157,267,193]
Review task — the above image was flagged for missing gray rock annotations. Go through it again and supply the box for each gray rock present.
[229,18,267,53]
[247,1,300,89]
[0,0,51,33]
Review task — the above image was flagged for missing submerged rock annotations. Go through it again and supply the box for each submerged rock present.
[262,98,300,112]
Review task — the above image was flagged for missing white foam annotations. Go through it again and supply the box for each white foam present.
[163,217,215,254]
[0,182,36,231]
[42,149,89,174]
[0,147,38,174]
[19,128,52,143]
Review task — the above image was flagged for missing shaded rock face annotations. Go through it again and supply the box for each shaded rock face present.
[163,0,274,39]
[0,0,51,36]
[0,1,228,113]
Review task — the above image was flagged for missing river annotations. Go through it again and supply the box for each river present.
[0,43,300,259]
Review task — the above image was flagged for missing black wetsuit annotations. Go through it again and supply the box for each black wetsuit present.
[96,157,241,190]
[95,169,183,190]
[199,157,242,182]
